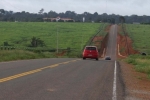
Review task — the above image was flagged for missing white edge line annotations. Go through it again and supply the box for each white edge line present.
[118,44,126,58]
[112,61,117,100]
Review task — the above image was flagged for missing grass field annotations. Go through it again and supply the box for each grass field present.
[126,24,150,79]
[126,24,150,54]
[0,22,104,50]
[0,22,107,61]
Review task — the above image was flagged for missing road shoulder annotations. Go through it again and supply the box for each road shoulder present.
[119,61,150,100]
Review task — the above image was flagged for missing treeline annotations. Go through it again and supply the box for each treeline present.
[0,9,150,24]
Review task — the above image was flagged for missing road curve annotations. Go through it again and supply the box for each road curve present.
[0,25,125,100]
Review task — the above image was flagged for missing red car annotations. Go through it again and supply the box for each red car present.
[82,46,99,60]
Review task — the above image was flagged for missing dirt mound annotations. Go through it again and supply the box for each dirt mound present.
[105,24,111,33]
[92,36,103,42]
[92,25,111,58]
[98,34,109,58]
[117,34,139,58]
[92,36,103,49]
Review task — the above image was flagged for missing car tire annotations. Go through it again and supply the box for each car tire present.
[96,58,98,61]
[83,58,86,60]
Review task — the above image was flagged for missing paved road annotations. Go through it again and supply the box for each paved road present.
[0,25,124,100]
[106,24,118,60]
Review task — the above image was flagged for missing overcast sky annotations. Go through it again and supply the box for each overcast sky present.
[0,0,150,16]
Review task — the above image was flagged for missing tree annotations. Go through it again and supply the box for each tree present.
[4,42,9,46]
[9,11,13,15]
[65,11,76,19]
[0,9,5,15]
[119,16,125,23]
[31,37,45,47]
[1,8,150,23]
[38,8,44,15]
[48,10,57,18]
[110,18,115,24]
[9,17,15,22]
[93,12,98,16]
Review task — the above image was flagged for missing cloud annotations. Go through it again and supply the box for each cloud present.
[0,0,150,15]
[131,0,149,6]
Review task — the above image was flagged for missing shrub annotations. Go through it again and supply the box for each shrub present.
[126,58,137,65]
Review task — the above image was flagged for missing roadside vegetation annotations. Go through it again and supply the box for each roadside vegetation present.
[0,22,107,61]
[125,55,150,79]
[126,24,150,53]
[125,24,150,79]
[0,50,55,62]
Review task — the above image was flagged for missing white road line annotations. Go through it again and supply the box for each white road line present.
[112,61,117,100]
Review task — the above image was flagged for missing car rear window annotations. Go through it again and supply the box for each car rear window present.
[85,47,96,50]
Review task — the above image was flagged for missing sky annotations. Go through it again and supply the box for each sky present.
[0,0,150,16]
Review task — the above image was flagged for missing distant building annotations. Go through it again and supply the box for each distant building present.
[83,17,85,22]
[43,17,75,22]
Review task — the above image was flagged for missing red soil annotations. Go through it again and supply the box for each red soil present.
[117,33,139,58]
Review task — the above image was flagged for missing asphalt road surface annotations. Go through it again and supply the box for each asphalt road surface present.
[0,25,125,100]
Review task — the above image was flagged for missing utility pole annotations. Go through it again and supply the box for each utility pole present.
[56,17,60,53]
[57,25,58,53]
[81,33,83,50]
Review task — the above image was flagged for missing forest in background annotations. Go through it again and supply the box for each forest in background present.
[0,8,150,24]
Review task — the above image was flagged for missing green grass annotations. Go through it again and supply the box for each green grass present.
[0,22,103,50]
[0,50,56,62]
[125,55,150,65]
[126,24,150,54]
[0,22,107,61]
[125,55,150,79]
[125,24,150,79]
